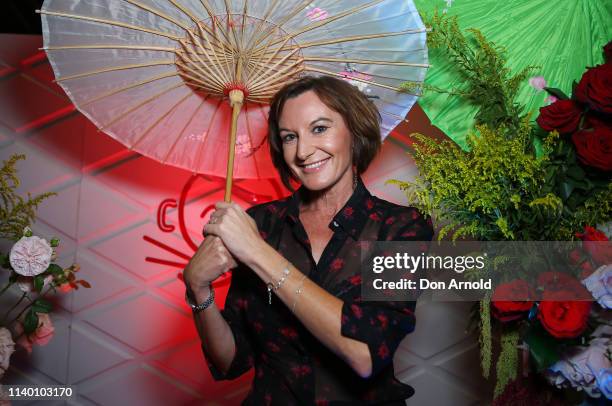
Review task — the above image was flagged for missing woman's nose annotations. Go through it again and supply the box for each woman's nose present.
[296,135,314,161]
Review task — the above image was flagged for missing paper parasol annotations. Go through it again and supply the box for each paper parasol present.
[39,0,429,201]
[413,0,611,149]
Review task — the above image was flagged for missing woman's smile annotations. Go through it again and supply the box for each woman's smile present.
[299,157,331,173]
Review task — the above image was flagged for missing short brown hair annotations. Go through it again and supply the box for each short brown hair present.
[268,75,382,191]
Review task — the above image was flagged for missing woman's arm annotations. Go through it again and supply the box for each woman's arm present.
[243,241,374,378]
[184,236,248,377]
[190,286,237,375]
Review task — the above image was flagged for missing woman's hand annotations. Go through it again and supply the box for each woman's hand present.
[203,202,263,265]
[183,235,237,296]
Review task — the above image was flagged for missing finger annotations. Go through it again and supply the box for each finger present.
[202,223,221,237]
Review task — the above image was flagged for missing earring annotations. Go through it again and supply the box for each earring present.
[352,171,358,190]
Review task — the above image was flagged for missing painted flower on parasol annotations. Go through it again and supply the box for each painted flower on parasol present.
[38,0,429,201]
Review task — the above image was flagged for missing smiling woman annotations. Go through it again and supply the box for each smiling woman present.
[183,76,434,405]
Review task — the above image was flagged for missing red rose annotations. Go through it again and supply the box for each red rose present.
[571,125,612,171]
[536,271,590,299]
[574,63,612,114]
[576,226,612,264]
[537,290,592,338]
[491,280,534,322]
[536,99,583,133]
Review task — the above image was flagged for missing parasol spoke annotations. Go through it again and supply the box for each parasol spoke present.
[130,90,193,149]
[124,0,191,32]
[178,37,230,88]
[175,60,225,93]
[37,9,180,40]
[99,82,183,130]
[55,60,175,82]
[245,33,296,84]
[303,56,430,67]
[249,0,312,50]
[253,0,386,52]
[256,28,428,54]
[42,44,175,52]
[223,0,240,51]
[194,98,223,176]
[195,0,236,52]
[243,0,280,51]
[162,97,209,164]
[305,66,418,95]
[192,24,234,83]
[81,71,178,107]
[247,46,301,89]
[249,58,305,93]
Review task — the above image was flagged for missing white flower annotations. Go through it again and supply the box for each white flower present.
[0,327,15,380]
[9,236,53,277]
[546,337,611,398]
[582,265,612,309]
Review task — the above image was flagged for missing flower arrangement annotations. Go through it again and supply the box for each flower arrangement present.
[394,11,611,403]
[0,155,90,382]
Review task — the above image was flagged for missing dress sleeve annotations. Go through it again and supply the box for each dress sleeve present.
[203,263,255,380]
[203,206,262,380]
[339,207,434,377]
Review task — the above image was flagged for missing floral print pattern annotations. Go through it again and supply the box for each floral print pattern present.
[202,177,434,405]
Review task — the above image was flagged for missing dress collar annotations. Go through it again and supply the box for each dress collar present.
[285,176,374,239]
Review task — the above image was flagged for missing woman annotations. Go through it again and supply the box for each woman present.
[183,76,434,405]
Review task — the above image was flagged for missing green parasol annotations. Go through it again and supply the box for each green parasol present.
[414,0,612,149]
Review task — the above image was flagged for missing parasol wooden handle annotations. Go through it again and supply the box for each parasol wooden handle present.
[224,89,244,202]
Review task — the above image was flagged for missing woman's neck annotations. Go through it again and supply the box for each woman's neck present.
[300,170,355,216]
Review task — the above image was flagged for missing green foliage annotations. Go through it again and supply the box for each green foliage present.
[391,122,571,240]
[405,10,536,135]
[0,154,55,241]
[480,293,492,379]
[494,329,519,397]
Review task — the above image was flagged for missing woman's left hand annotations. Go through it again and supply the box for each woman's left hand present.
[203,202,263,265]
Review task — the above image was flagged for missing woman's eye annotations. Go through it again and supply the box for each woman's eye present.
[281,133,296,143]
[313,126,328,134]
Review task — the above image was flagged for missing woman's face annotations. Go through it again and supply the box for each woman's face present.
[278,90,353,191]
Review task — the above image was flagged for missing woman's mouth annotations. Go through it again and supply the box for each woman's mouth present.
[300,158,330,173]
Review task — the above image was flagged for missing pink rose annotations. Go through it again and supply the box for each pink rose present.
[15,313,55,354]
[529,76,547,91]
[9,236,53,277]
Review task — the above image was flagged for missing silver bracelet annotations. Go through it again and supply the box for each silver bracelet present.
[267,265,290,305]
[292,273,308,312]
[185,285,215,313]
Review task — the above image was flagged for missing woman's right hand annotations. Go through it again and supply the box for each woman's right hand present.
[183,236,237,297]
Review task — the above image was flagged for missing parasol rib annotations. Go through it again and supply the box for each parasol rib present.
[42,45,175,52]
[178,39,228,88]
[184,29,232,85]
[124,0,192,32]
[305,66,418,95]
[247,47,301,89]
[303,56,430,67]
[250,0,312,50]
[130,90,194,149]
[257,28,428,54]
[243,0,280,51]
[162,97,209,164]
[193,98,223,179]
[195,0,237,52]
[80,71,178,107]
[98,82,183,130]
[55,60,175,82]
[37,10,180,40]
[253,0,386,52]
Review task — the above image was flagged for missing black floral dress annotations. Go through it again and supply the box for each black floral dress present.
[203,177,434,405]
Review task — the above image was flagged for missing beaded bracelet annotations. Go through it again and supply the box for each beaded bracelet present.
[292,273,308,312]
[267,264,290,305]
